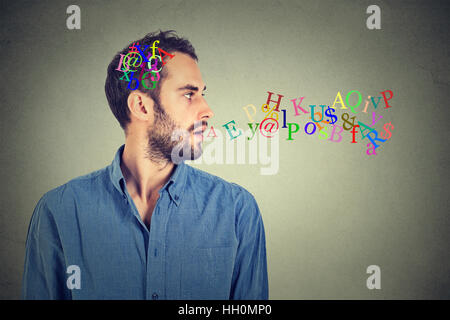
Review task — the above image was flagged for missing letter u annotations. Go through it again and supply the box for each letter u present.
[309,105,325,122]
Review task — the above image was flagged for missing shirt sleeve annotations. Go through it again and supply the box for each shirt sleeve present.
[22,194,71,300]
[229,188,269,300]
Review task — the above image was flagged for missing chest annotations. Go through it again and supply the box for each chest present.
[132,193,160,228]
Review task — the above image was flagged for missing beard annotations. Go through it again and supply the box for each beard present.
[145,97,204,164]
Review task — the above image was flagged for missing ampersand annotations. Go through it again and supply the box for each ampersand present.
[341,112,356,131]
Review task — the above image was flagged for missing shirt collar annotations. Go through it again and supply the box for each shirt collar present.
[109,144,187,206]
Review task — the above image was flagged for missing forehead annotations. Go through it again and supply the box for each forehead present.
[162,52,205,89]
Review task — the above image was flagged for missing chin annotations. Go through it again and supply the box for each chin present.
[190,143,203,160]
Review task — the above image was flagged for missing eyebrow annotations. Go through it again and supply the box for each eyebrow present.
[177,84,207,92]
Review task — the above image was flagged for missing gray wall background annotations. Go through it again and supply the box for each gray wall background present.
[0,0,449,299]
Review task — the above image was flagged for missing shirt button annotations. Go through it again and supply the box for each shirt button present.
[152,293,158,300]
[174,195,179,201]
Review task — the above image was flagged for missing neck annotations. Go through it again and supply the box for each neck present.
[120,139,175,202]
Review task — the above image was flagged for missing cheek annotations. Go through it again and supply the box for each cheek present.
[174,114,193,130]
[162,97,187,124]
[174,105,197,128]
[161,93,196,128]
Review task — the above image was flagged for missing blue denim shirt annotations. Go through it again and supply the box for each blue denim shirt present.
[22,145,268,300]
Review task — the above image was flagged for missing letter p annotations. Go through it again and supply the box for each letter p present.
[380,89,394,109]
[242,104,257,123]
[286,123,299,140]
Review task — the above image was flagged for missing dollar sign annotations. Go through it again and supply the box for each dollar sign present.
[325,106,338,124]
[380,122,394,140]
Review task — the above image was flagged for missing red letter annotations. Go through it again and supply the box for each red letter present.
[380,89,394,109]
[157,48,175,65]
[206,126,218,138]
[351,125,360,143]
[265,91,284,112]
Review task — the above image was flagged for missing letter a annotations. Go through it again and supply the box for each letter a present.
[357,121,374,139]
[366,143,377,155]
[366,5,381,30]
[66,5,81,30]
[157,48,175,65]
[332,91,347,110]
[366,265,381,289]
[66,265,81,289]
[206,126,218,138]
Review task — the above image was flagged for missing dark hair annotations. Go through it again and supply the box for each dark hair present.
[105,30,198,131]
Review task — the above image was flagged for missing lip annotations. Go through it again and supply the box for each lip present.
[193,131,204,141]
[193,125,207,135]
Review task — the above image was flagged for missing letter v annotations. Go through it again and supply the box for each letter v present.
[371,96,382,109]
[371,111,383,126]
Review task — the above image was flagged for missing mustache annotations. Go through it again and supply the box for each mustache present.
[187,120,208,132]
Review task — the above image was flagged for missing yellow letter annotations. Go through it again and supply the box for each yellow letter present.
[332,91,347,110]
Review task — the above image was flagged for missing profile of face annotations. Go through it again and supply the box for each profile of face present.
[134,53,214,163]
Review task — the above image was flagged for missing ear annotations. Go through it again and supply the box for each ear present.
[127,91,154,123]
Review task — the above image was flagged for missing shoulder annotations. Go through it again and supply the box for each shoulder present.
[35,167,109,215]
[27,166,112,242]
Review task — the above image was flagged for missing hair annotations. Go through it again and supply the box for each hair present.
[105,30,198,131]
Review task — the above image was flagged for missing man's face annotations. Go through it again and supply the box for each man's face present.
[145,52,214,163]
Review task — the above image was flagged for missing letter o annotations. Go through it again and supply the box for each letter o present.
[266,305,272,314]
[304,122,316,135]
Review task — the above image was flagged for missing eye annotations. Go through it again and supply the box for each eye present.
[184,92,193,99]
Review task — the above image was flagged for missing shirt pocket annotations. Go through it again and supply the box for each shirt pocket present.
[180,246,235,299]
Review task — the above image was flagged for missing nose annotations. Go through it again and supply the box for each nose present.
[199,96,214,121]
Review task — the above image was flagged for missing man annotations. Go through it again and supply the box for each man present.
[22,30,268,299]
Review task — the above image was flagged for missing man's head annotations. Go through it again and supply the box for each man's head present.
[105,30,213,163]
